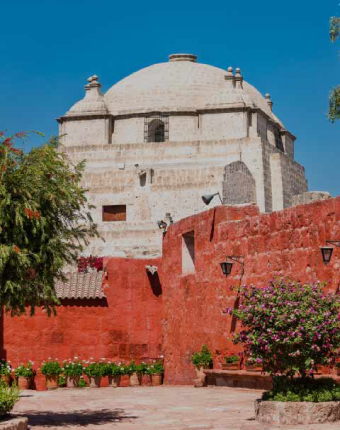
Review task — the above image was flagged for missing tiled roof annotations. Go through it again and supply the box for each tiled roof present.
[55,270,105,299]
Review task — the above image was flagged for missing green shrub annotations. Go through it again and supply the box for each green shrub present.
[78,377,87,388]
[41,359,62,376]
[225,354,239,364]
[14,362,34,378]
[192,345,212,367]
[0,360,11,376]
[137,362,149,375]
[148,361,164,375]
[125,361,137,375]
[62,360,84,377]
[58,375,66,387]
[0,385,19,416]
[262,377,340,402]
[83,362,105,378]
[103,362,125,377]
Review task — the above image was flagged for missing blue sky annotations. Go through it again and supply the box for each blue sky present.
[1,0,339,195]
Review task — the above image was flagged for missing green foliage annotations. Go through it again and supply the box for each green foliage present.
[58,375,66,387]
[192,345,213,367]
[137,362,149,375]
[14,361,34,378]
[263,377,340,402]
[329,17,340,122]
[78,376,87,388]
[229,279,340,377]
[0,360,11,376]
[103,362,125,376]
[0,132,99,315]
[330,16,340,42]
[41,359,62,376]
[148,361,164,375]
[0,384,19,416]
[83,362,105,378]
[124,360,137,375]
[62,359,84,377]
[328,86,340,123]
[225,354,239,364]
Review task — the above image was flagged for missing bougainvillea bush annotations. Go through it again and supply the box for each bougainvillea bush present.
[0,132,98,315]
[229,279,340,377]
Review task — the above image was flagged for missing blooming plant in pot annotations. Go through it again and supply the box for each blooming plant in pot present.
[223,354,240,370]
[138,362,151,386]
[62,359,84,388]
[0,360,12,386]
[104,362,124,388]
[14,362,35,389]
[41,359,62,389]
[148,361,164,386]
[192,345,212,383]
[228,279,340,424]
[126,361,140,387]
[83,361,105,388]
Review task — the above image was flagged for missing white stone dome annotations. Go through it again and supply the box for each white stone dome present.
[104,54,282,126]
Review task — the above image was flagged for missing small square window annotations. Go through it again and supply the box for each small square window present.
[102,205,126,222]
[182,231,195,275]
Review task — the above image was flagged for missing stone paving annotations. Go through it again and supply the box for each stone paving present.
[8,386,340,430]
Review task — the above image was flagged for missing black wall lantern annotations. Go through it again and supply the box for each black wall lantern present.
[220,255,244,277]
[202,192,223,206]
[320,240,340,264]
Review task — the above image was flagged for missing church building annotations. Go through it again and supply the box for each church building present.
[57,53,310,258]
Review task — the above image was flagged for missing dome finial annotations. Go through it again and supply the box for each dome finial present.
[265,93,273,111]
[234,68,243,89]
[225,66,235,88]
[169,53,197,62]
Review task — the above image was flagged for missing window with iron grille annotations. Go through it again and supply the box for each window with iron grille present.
[144,115,169,143]
[274,128,284,152]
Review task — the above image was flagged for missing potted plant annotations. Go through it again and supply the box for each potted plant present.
[118,364,130,387]
[228,279,340,425]
[126,361,140,387]
[104,362,123,388]
[138,362,151,386]
[222,354,239,370]
[14,361,35,389]
[192,345,212,383]
[62,359,84,388]
[148,361,164,386]
[78,376,88,388]
[0,360,12,386]
[84,361,104,388]
[41,359,62,389]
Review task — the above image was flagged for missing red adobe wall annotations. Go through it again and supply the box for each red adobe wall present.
[1,257,163,389]
[161,198,340,385]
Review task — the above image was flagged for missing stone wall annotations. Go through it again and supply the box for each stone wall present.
[161,197,340,384]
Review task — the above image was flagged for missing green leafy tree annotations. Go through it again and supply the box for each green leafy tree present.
[0,132,98,315]
[329,17,340,122]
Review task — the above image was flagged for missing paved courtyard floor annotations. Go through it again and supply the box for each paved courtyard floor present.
[9,386,340,430]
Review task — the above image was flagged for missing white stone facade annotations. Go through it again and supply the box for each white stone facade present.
[57,54,308,258]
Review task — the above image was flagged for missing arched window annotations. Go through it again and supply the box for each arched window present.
[148,119,165,142]
[144,115,169,143]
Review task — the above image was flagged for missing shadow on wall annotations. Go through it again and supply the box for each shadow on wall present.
[59,298,109,308]
[14,409,138,427]
[0,311,6,362]
[147,272,163,297]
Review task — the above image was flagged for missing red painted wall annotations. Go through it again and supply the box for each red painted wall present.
[1,258,163,389]
[3,197,340,387]
[161,198,340,384]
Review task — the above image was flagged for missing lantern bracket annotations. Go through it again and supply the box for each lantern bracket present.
[326,240,340,248]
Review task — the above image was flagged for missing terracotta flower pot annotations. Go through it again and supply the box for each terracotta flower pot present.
[141,374,151,386]
[66,376,80,388]
[194,365,205,380]
[1,375,11,386]
[108,375,121,388]
[17,376,31,389]
[119,375,130,387]
[88,376,101,388]
[152,373,163,386]
[222,363,239,371]
[45,375,58,390]
[129,372,140,387]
